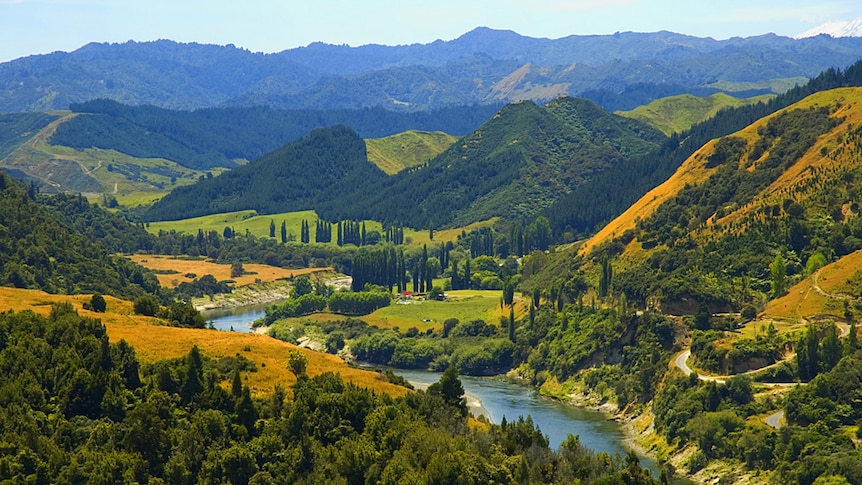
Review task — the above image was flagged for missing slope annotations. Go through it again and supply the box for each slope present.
[0,170,159,298]
[50,100,501,169]
[318,97,665,228]
[584,87,862,311]
[145,125,389,221]
[617,92,774,135]
[365,130,457,175]
[1,111,218,197]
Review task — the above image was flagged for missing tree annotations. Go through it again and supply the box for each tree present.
[599,253,612,298]
[770,252,787,298]
[231,262,244,278]
[133,294,160,316]
[231,368,243,398]
[287,350,308,378]
[508,307,516,342]
[820,324,841,372]
[89,293,107,313]
[291,274,313,298]
[269,219,276,238]
[694,301,711,330]
[428,365,467,417]
[180,345,204,404]
[280,220,287,243]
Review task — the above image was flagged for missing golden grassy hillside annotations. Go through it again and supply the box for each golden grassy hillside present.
[764,249,862,322]
[0,287,407,398]
[128,254,328,288]
[581,87,862,256]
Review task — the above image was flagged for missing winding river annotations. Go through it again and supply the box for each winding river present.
[205,305,692,483]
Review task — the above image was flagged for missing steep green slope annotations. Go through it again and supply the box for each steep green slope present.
[0,112,58,159]
[617,92,774,135]
[365,130,457,175]
[0,170,159,298]
[145,125,388,221]
[319,97,664,227]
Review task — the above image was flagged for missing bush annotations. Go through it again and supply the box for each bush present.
[87,293,107,313]
[328,291,390,315]
[133,294,161,316]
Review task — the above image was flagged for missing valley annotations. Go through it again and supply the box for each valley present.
[4,29,862,484]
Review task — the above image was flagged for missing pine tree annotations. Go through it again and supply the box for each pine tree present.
[770,252,787,298]
[231,368,242,397]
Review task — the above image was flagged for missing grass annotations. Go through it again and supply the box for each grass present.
[146,208,496,247]
[146,209,391,243]
[764,248,862,322]
[269,289,529,333]
[365,130,457,175]
[128,254,329,288]
[618,93,774,136]
[704,77,809,95]
[0,287,408,398]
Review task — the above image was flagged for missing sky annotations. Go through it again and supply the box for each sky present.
[2,0,862,63]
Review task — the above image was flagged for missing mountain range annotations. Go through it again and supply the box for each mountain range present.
[4,27,862,112]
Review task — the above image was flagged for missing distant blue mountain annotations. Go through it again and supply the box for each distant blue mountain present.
[1,28,861,112]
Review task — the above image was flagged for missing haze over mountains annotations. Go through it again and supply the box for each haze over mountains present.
[4,27,862,112]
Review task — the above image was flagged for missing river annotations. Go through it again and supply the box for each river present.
[206,305,691,483]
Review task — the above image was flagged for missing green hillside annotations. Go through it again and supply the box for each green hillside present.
[145,126,388,222]
[365,130,457,175]
[317,97,665,228]
[0,112,221,199]
[0,170,159,298]
[617,92,774,135]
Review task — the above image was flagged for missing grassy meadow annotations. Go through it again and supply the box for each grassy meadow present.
[146,208,498,247]
[365,130,457,175]
[269,289,529,333]
[618,93,774,136]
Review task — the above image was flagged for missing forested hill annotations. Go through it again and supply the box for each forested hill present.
[145,97,664,227]
[3,29,862,112]
[313,97,663,227]
[542,60,862,241]
[48,100,502,170]
[584,86,862,310]
[145,126,388,221]
[0,171,158,298]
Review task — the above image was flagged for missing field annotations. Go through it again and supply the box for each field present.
[0,287,407,398]
[127,254,328,288]
[365,130,457,175]
[271,289,529,333]
[146,208,497,246]
[618,93,774,136]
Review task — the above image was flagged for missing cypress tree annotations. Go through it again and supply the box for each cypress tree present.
[269,220,276,238]
[509,307,516,342]
[280,221,287,243]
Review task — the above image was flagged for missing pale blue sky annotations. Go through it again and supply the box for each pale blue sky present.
[2,0,861,63]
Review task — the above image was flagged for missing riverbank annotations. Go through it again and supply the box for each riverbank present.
[192,280,291,312]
